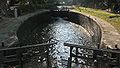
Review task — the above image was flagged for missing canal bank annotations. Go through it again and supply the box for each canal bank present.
[0,10,101,48]
[17,11,101,47]
[0,11,120,48]
[0,9,119,49]
[71,10,120,49]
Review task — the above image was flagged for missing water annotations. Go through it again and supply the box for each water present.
[31,18,92,67]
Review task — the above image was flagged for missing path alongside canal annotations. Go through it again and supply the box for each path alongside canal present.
[0,10,48,47]
[71,10,120,49]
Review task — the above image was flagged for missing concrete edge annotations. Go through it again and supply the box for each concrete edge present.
[71,10,120,49]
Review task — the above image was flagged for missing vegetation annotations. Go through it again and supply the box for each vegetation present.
[0,0,57,16]
[0,0,120,16]
[75,0,120,13]
[75,7,120,33]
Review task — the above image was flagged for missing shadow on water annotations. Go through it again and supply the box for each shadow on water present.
[16,12,93,68]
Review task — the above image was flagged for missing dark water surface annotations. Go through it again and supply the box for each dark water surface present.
[29,18,92,67]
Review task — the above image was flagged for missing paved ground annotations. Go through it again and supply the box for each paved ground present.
[72,10,120,49]
[0,10,47,47]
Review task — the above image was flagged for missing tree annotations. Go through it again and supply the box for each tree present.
[0,0,57,16]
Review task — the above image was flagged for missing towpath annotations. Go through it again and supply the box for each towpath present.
[72,10,120,49]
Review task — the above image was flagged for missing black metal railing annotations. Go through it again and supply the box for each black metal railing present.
[0,42,57,68]
[64,43,120,68]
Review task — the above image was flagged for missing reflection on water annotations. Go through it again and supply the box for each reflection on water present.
[31,18,92,67]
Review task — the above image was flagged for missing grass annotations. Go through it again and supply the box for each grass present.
[75,7,120,33]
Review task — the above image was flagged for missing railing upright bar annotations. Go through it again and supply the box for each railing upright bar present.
[69,47,73,68]
[75,47,78,64]
[17,48,23,68]
[0,51,4,68]
[0,42,5,68]
[46,45,50,68]
[117,54,120,68]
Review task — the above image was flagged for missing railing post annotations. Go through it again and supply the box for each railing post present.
[117,54,120,68]
[75,47,78,64]
[93,50,98,68]
[69,47,73,68]
[0,42,5,68]
[46,45,50,68]
[0,51,4,68]
[67,57,70,68]
[17,48,23,68]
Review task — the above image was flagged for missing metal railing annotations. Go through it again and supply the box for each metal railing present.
[0,42,57,68]
[64,43,120,68]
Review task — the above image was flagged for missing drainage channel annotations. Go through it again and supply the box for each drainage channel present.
[18,17,92,68]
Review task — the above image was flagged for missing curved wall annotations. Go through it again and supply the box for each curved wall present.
[17,11,102,46]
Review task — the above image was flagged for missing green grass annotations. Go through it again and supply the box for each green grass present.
[75,7,120,33]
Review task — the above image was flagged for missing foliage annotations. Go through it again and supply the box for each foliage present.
[76,0,120,12]
[0,0,57,16]
[75,7,120,33]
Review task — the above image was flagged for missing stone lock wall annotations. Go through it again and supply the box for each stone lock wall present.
[17,11,102,46]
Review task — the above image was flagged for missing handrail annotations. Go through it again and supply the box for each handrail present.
[0,42,57,68]
[64,43,93,49]
[64,42,120,68]
[0,42,57,51]
[64,43,120,53]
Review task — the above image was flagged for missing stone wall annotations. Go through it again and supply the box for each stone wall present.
[17,11,102,47]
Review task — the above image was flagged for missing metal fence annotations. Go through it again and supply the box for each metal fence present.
[0,42,57,68]
[64,43,120,68]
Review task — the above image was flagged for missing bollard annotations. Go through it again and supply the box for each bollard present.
[14,7,18,18]
[115,44,119,50]
[97,43,100,49]
[1,42,4,47]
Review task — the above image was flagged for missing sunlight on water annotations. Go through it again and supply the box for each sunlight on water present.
[32,18,92,67]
